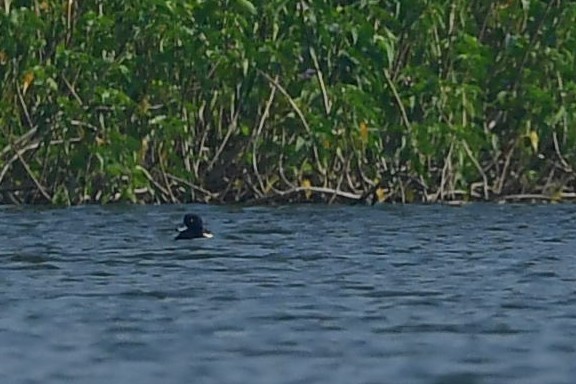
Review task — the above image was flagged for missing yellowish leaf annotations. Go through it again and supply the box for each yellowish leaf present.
[497,0,514,9]
[0,51,7,65]
[528,130,539,153]
[139,96,150,113]
[551,190,562,202]
[22,72,34,94]
[405,188,415,203]
[375,187,386,202]
[138,137,149,161]
[359,121,369,144]
[264,176,278,193]
[301,178,312,200]
[76,126,85,140]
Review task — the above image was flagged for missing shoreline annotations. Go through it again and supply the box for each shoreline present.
[2,186,575,206]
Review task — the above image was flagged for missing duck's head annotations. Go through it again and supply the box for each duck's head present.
[175,213,213,240]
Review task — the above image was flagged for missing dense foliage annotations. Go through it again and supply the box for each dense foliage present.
[1,0,575,204]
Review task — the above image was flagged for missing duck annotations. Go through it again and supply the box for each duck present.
[175,214,214,240]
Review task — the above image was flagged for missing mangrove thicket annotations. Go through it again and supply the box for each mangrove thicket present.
[0,0,575,205]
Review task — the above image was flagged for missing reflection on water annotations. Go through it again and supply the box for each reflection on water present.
[1,204,576,383]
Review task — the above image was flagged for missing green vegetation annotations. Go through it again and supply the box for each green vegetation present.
[1,0,575,205]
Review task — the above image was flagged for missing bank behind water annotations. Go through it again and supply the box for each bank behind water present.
[1,2,576,205]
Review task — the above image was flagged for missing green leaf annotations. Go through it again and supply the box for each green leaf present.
[236,0,257,15]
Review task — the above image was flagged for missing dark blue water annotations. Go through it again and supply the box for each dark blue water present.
[1,204,576,384]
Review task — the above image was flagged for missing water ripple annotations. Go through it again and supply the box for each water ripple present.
[1,204,576,383]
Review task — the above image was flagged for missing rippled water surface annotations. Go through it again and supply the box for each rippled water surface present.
[1,204,576,384]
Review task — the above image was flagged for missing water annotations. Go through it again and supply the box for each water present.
[1,204,576,384]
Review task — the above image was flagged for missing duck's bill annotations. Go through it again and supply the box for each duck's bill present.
[203,232,214,238]
[177,226,187,232]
